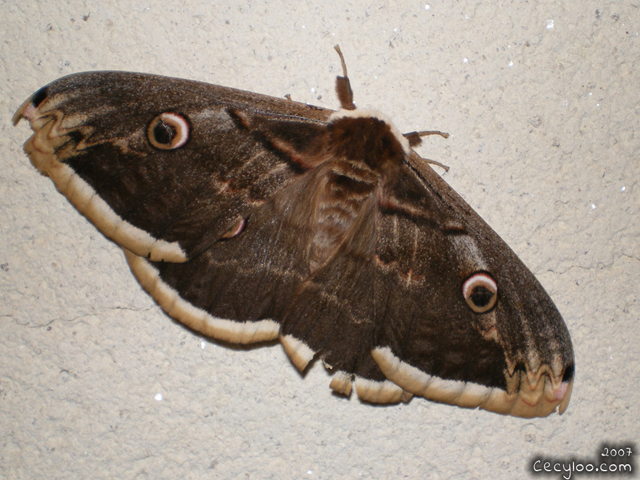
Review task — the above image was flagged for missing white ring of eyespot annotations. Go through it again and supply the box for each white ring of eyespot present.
[147,112,189,150]
[462,272,498,313]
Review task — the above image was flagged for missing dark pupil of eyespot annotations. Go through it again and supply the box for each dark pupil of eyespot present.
[470,286,493,307]
[154,121,176,144]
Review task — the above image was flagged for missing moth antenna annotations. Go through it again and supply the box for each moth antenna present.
[334,45,356,110]
[334,44,349,78]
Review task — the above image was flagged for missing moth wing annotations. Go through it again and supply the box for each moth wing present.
[15,72,573,418]
[376,154,574,416]
[279,151,574,417]
[13,72,332,262]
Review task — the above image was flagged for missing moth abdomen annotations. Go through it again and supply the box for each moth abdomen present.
[307,164,378,270]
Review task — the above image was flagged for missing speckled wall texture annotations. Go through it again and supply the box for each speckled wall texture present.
[2,1,638,479]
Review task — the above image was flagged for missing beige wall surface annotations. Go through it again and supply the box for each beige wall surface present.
[2,1,638,478]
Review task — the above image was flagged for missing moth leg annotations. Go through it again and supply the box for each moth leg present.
[413,155,449,172]
[403,130,449,146]
[403,131,450,171]
[407,149,450,172]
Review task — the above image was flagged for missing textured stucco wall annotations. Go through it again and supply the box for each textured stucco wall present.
[1,1,638,479]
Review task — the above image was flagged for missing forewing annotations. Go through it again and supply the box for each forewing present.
[13,72,333,262]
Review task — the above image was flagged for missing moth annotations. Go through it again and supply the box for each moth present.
[13,46,574,417]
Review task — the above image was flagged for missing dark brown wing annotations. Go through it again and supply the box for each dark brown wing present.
[13,72,333,262]
[15,72,573,417]
[371,154,574,416]
[273,142,574,416]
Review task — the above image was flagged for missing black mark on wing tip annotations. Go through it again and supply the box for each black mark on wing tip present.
[513,362,528,377]
[32,87,49,108]
[562,364,574,382]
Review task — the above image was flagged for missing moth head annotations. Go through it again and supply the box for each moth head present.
[147,112,190,150]
[327,109,410,170]
[462,272,498,313]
